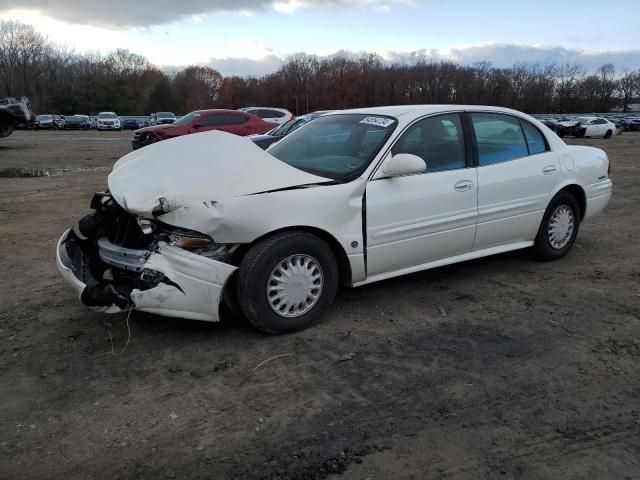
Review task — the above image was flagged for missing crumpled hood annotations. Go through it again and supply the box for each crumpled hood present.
[108,130,330,216]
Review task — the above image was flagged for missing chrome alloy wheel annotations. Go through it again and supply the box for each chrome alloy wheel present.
[266,254,324,318]
[548,205,575,249]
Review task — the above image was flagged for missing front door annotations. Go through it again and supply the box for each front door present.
[366,113,478,278]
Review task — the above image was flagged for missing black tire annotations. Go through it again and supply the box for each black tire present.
[604,129,613,139]
[236,231,339,334]
[532,191,580,261]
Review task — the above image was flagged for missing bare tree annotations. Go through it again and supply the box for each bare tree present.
[618,69,639,111]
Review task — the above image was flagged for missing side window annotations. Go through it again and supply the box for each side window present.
[202,114,248,126]
[200,114,222,127]
[222,113,248,125]
[470,113,528,166]
[521,121,547,155]
[391,113,466,173]
[264,109,286,118]
[253,109,271,119]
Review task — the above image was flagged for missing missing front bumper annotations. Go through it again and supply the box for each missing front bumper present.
[56,228,237,322]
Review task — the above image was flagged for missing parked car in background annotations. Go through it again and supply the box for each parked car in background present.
[238,107,293,125]
[122,118,140,130]
[96,112,121,130]
[556,117,615,138]
[625,118,640,131]
[0,97,32,138]
[150,112,177,125]
[53,115,65,129]
[57,105,612,334]
[35,114,56,129]
[63,115,90,129]
[540,119,558,131]
[249,111,336,150]
[131,109,273,149]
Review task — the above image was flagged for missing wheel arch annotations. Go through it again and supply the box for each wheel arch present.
[232,226,353,288]
[554,183,586,221]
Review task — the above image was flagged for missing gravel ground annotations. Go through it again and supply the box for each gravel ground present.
[1,129,639,480]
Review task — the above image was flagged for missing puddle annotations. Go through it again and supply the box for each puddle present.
[0,166,111,178]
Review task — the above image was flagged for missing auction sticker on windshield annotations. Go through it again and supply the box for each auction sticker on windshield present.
[359,117,395,128]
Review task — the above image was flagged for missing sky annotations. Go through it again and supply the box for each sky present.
[1,0,639,76]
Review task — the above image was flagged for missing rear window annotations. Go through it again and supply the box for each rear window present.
[521,121,547,155]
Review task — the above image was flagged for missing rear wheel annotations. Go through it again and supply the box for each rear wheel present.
[236,231,339,334]
[604,129,613,139]
[532,191,580,261]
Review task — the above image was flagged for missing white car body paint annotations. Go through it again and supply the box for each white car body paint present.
[57,105,612,323]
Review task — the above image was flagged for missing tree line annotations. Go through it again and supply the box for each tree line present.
[1,20,639,116]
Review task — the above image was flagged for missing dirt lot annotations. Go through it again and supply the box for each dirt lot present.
[1,129,639,480]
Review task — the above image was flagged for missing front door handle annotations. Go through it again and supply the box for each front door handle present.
[454,180,473,192]
[542,165,557,175]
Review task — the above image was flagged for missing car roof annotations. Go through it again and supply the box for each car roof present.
[195,109,250,114]
[239,107,291,112]
[334,104,544,119]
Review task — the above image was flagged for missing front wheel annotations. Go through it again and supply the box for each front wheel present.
[532,191,580,261]
[236,231,339,334]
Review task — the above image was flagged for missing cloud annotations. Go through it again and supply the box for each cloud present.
[208,54,286,77]
[379,43,640,72]
[200,43,640,77]
[0,0,421,28]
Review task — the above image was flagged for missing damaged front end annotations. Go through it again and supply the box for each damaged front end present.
[56,192,237,321]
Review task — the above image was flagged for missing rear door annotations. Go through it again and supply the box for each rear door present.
[470,112,560,250]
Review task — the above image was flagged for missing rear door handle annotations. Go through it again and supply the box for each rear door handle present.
[454,180,474,192]
[542,165,557,175]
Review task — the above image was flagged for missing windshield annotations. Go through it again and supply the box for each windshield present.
[39,115,52,120]
[157,112,175,118]
[267,114,397,180]
[173,111,201,126]
[575,117,591,124]
[271,117,306,136]
[98,113,117,119]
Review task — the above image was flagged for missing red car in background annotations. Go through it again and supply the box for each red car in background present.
[131,109,274,150]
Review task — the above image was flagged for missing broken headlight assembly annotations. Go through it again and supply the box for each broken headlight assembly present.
[147,220,240,263]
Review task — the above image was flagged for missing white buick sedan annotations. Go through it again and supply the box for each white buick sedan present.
[57,105,612,334]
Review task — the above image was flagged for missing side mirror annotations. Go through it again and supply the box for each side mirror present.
[379,153,425,178]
